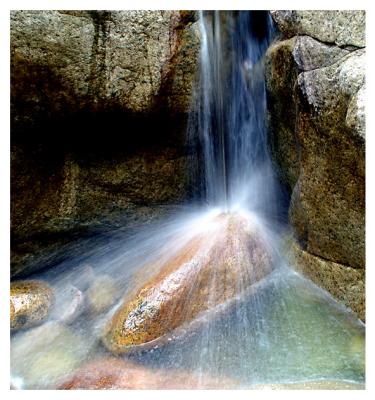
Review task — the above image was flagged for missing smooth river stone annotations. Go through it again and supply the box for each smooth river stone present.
[86,274,121,315]
[59,357,238,389]
[10,280,54,331]
[11,321,89,389]
[102,212,275,354]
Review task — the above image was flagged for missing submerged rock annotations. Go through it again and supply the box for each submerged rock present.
[284,238,365,321]
[72,264,95,292]
[102,213,275,354]
[10,280,54,331]
[11,321,90,389]
[86,274,121,314]
[59,357,237,389]
[252,381,365,390]
[348,334,366,374]
[52,284,86,325]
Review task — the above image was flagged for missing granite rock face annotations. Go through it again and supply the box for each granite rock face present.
[292,35,352,71]
[11,10,200,277]
[346,83,366,140]
[265,37,300,193]
[291,48,365,269]
[271,10,365,48]
[266,10,365,319]
[11,10,199,122]
[11,147,191,277]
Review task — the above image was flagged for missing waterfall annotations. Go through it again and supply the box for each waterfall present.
[10,10,365,390]
[191,11,280,217]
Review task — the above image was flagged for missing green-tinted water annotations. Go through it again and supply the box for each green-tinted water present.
[129,268,365,388]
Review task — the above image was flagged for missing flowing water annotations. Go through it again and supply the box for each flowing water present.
[10,11,365,389]
[190,11,282,216]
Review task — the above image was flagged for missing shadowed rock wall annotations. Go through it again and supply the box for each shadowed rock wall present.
[11,10,200,277]
[265,10,365,320]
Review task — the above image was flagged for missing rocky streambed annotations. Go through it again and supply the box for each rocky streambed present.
[10,210,365,390]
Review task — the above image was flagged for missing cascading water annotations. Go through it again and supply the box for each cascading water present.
[191,11,281,216]
[10,11,365,390]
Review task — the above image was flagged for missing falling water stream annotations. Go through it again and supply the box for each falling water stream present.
[11,11,365,389]
[193,11,279,212]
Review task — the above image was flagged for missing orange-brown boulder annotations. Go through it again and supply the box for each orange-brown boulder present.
[102,212,274,354]
[59,357,237,389]
[11,280,54,331]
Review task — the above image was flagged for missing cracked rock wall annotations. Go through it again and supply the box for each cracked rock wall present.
[265,10,365,320]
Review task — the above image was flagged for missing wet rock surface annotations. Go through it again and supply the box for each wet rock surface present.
[9,11,367,389]
[252,381,365,390]
[86,274,121,315]
[102,213,275,354]
[10,280,54,331]
[59,357,237,389]
[11,321,90,389]
[265,10,365,314]
[51,284,86,325]
[265,37,300,193]
[11,10,200,277]
[284,238,365,321]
